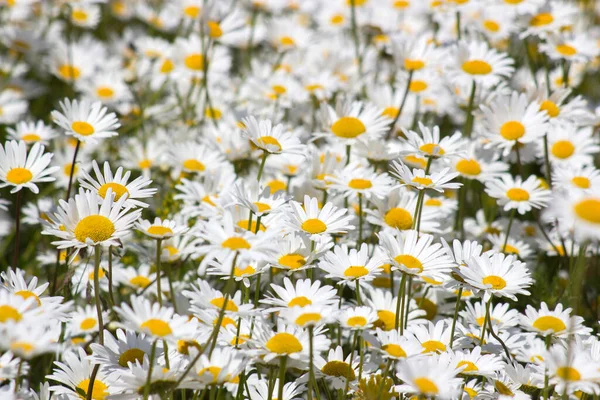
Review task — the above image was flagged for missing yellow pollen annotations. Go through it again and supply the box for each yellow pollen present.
[465,388,478,398]
[381,107,399,118]
[482,275,507,290]
[138,159,152,169]
[571,176,590,188]
[394,0,410,8]
[74,215,115,243]
[556,44,577,56]
[222,237,251,250]
[265,332,303,354]
[347,316,367,327]
[198,366,222,383]
[506,188,530,201]
[184,54,204,71]
[208,21,223,38]
[184,5,200,18]
[80,317,97,330]
[533,316,566,333]
[557,367,581,381]
[330,14,345,25]
[21,133,41,142]
[321,361,356,379]
[414,377,438,394]
[500,121,525,140]
[348,179,372,189]
[411,176,433,186]
[118,348,145,367]
[288,296,312,307]
[15,290,41,306]
[540,100,560,117]
[301,218,327,234]
[419,143,444,156]
[10,341,34,354]
[421,340,446,354]
[405,155,427,168]
[457,360,479,372]
[382,344,407,358]
[551,140,575,159]
[495,381,514,396]
[394,255,423,273]
[404,59,425,71]
[141,319,172,337]
[217,316,236,328]
[58,64,81,80]
[295,312,322,326]
[160,59,174,73]
[257,136,282,151]
[236,220,266,232]
[456,159,481,176]
[504,0,523,3]
[96,87,114,98]
[331,117,366,138]
[98,182,129,200]
[276,253,306,271]
[147,226,173,236]
[204,108,222,120]
[0,305,22,323]
[376,310,395,331]
[530,13,554,27]
[410,80,428,93]
[76,379,108,400]
[279,36,295,46]
[461,60,492,75]
[183,159,205,172]
[234,265,256,277]
[574,198,600,224]
[503,244,519,254]
[483,20,500,32]
[384,208,413,230]
[266,179,286,194]
[344,266,369,278]
[72,121,95,136]
[6,168,32,184]
[71,9,88,22]
[210,297,239,312]
[130,275,151,288]
[253,202,271,213]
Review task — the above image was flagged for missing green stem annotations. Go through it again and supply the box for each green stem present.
[257,152,268,183]
[143,340,157,400]
[107,246,116,307]
[395,273,407,333]
[479,298,491,345]
[502,209,516,253]
[93,245,104,345]
[464,81,476,138]
[449,287,463,349]
[355,280,362,306]
[455,11,461,40]
[349,0,362,75]
[358,193,363,245]
[155,239,163,306]
[278,356,287,400]
[308,327,315,400]
[385,71,413,140]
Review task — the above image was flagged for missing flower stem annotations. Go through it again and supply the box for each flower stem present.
[502,209,516,253]
[308,326,315,400]
[278,356,287,400]
[358,193,363,245]
[143,340,157,400]
[479,298,491,345]
[349,0,362,76]
[155,239,163,306]
[395,272,407,333]
[107,246,116,307]
[65,140,81,200]
[93,245,104,345]
[257,152,268,183]
[449,287,463,349]
[355,279,362,305]
[386,71,413,140]
[13,189,22,269]
[464,81,476,138]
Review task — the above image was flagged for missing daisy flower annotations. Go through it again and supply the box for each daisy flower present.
[280,304,334,328]
[89,329,155,371]
[545,124,599,167]
[366,188,439,233]
[338,306,378,330]
[448,40,514,87]
[391,162,461,193]
[480,91,549,156]
[520,302,592,338]
[314,346,360,390]
[451,142,508,182]
[544,343,600,396]
[329,162,394,199]
[400,123,466,160]
[42,189,141,257]
[261,277,338,311]
[51,98,120,143]
[242,116,306,156]
[79,160,157,208]
[68,305,109,338]
[286,195,354,239]
[0,140,58,194]
[375,328,422,360]
[448,346,505,378]
[551,192,600,241]
[318,98,392,143]
[137,217,189,240]
[461,252,532,301]
[6,121,55,145]
[318,243,385,285]
[186,346,246,387]
[395,354,463,399]
[229,180,288,217]
[485,174,552,215]
[522,2,579,38]
[552,165,600,193]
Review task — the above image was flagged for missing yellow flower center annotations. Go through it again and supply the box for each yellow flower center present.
[381,107,399,118]
[198,366,222,383]
[222,237,251,250]
[404,59,425,71]
[210,297,239,312]
[21,133,41,142]
[76,379,109,400]
[382,344,407,358]
[394,255,423,273]
[421,340,446,354]
[6,168,32,184]
[98,182,129,200]
[80,317,97,330]
[301,218,327,234]
[72,121,95,136]
[495,381,514,396]
[183,159,205,172]
[556,44,577,56]
[482,275,507,290]
[279,253,307,270]
[557,367,581,381]
[58,64,81,80]
[257,136,282,152]
[10,341,34,354]
[457,360,479,372]
[384,207,413,230]
[74,215,115,243]
[410,80,428,93]
[253,202,271,213]
[288,296,312,307]
[0,305,22,322]
[72,9,88,22]
[265,332,303,354]
[574,198,600,224]
[551,140,575,159]
[130,275,151,288]
[118,348,145,367]
[461,60,492,75]
[416,297,437,320]
[506,188,530,201]
[266,179,286,194]
[465,388,478,398]
[394,0,410,8]
[295,312,322,326]
[505,0,523,3]
[237,220,266,232]
[331,117,366,138]
[329,14,344,25]
[348,179,372,189]
[347,316,367,327]
[419,143,444,156]
[160,59,174,73]
[141,319,172,337]
[503,244,519,254]
[539,100,560,118]
[184,54,204,71]
[344,265,369,278]
[412,176,433,186]
[138,159,152,169]
[205,107,222,120]
[234,265,256,277]
[530,13,554,27]
[15,290,41,306]
[376,310,395,331]
[208,21,223,38]
[483,20,500,32]
[414,377,438,394]
[147,226,173,236]
[571,176,590,188]
[96,87,115,98]
[184,5,200,18]
[456,159,481,176]
[500,121,525,140]
[322,361,355,379]
[532,316,566,333]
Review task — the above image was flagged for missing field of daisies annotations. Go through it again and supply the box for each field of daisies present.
[2,0,600,399]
